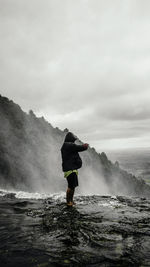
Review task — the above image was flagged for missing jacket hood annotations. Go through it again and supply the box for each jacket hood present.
[64,132,77,143]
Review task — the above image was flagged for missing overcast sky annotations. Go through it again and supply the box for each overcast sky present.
[1,0,150,151]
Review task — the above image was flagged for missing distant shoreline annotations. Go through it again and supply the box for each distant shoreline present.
[106,149,150,186]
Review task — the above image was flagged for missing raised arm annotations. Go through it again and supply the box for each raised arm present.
[67,142,88,152]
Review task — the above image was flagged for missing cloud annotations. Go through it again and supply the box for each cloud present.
[0,0,150,150]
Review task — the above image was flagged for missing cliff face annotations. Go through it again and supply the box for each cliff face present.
[0,94,150,197]
[0,95,63,193]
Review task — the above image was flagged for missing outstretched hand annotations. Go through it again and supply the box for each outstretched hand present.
[83,143,89,149]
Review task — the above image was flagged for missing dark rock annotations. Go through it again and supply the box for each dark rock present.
[0,194,150,266]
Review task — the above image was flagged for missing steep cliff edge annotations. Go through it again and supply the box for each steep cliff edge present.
[0,94,149,197]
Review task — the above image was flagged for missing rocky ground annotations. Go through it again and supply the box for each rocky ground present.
[0,192,150,267]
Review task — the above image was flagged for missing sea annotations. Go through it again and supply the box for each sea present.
[106,148,150,186]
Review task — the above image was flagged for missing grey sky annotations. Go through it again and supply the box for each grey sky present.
[1,0,150,150]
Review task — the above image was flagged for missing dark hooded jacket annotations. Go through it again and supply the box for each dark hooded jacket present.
[61,132,87,172]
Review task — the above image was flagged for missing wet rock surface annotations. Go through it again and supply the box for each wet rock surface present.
[0,193,150,266]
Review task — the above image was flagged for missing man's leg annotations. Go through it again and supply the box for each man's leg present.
[66,188,71,204]
[66,188,75,206]
[70,188,75,203]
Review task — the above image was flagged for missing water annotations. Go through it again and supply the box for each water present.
[0,149,150,266]
[0,190,150,266]
[0,188,66,200]
[107,148,150,185]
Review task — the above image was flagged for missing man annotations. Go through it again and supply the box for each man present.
[61,132,88,206]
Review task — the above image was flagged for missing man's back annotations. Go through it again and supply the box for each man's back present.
[61,141,84,171]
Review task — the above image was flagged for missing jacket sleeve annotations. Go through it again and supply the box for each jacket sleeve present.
[67,143,87,152]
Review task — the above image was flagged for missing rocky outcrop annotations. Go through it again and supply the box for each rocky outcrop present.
[0,193,150,266]
[0,94,150,197]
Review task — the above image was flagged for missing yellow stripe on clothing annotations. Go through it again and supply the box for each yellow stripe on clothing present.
[64,170,78,178]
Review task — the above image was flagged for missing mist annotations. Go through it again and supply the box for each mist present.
[0,95,110,195]
[0,100,111,196]
[0,95,150,198]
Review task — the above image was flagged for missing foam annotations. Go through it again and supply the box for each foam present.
[0,188,65,200]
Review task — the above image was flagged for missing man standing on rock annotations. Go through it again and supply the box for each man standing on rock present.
[61,132,88,206]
